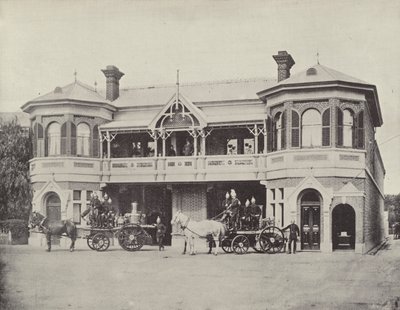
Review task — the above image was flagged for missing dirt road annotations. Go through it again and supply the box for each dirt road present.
[1,238,399,310]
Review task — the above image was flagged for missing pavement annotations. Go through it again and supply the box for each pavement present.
[0,237,400,310]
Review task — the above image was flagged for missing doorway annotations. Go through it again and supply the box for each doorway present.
[332,204,355,250]
[46,193,61,245]
[300,190,321,250]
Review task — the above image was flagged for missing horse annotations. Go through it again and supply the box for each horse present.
[171,211,226,255]
[29,211,77,252]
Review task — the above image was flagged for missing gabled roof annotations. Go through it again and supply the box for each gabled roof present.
[27,80,109,104]
[114,78,275,107]
[148,92,208,129]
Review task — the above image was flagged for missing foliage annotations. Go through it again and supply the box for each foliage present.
[0,117,32,220]
[0,219,29,244]
[385,194,400,226]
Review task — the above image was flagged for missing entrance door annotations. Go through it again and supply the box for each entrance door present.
[300,190,321,250]
[46,193,61,245]
[332,204,355,250]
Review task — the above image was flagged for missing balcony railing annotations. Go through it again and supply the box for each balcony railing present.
[30,148,366,183]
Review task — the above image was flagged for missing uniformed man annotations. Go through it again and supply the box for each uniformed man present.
[249,196,261,230]
[220,192,232,223]
[241,199,252,230]
[155,216,167,251]
[283,220,300,254]
[230,189,241,230]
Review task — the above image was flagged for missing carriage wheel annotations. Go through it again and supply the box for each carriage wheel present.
[259,226,285,254]
[221,238,233,253]
[231,235,250,255]
[92,233,110,252]
[118,225,144,251]
[87,234,96,250]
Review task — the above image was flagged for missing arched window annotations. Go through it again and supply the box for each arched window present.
[77,123,90,156]
[47,122,61,156]
[302,109,321,147]
[343,109,354,147]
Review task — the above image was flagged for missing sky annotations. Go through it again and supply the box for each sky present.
[0,0,399,194]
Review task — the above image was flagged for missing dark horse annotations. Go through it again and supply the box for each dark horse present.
[29,211,77,252]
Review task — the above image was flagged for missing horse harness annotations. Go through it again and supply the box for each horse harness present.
[179,216,210,238]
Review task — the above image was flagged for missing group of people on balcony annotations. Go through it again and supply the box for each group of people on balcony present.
[81,193,119,228]
[167,138,194,157]
[218,189,261,231]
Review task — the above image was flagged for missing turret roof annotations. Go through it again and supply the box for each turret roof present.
[27,80,109,104]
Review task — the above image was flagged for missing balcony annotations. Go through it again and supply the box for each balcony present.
[29,148,366,184]
[30,157,102,183]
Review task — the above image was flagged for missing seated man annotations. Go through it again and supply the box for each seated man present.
[220,192,232,225]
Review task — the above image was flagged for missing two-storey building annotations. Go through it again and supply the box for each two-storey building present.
[23,51,385,253]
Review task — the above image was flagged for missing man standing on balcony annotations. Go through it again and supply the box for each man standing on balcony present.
[182,138,193,156]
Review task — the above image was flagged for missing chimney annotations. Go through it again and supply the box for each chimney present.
[273,51,295,82]
[101,65,124,101]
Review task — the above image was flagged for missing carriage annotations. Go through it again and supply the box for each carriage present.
[29,211,156,252]
[220,219,286,255]
[77,223,155,252]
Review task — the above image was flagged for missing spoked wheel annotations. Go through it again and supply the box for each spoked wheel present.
[231,235,250,255]
[118,225,144,251]
[91,233,110,252]
[221,238,233,253]
[259,226,285,254]
[87,234,96,250]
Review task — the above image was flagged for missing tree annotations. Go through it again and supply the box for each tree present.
[0,117,32,220]
[385,194,400,227]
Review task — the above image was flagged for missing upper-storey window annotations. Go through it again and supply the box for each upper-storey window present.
[273,112,286,151]
[337,108,364,149]
[343,109,353,147]
[47,122,61,156]
[77,123,90,156]
[302,109,321,147]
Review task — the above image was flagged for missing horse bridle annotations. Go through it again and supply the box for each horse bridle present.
[180,217,190,230]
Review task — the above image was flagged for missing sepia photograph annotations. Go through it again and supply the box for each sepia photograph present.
[0,0,399,309]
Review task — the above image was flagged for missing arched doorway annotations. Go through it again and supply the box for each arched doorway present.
[46,193,61,245]
[300,189,321,250]
[332,204,355,250]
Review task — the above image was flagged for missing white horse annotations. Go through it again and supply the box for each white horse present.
[171,211,226,255]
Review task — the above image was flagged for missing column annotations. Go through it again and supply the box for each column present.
[153,131,158,157]
[253,124,259,154]
[162,131,166,157]
[193,135,197,156]
[263,119,267,154]
[107,131,111,159]
[99,130,103,158]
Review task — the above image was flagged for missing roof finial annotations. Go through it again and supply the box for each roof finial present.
[175,69,180,110]
[74,69,77,83]
[316,52,320,65]
[94,81,97,92]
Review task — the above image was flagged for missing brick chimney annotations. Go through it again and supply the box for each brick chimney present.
[101,65,124,101]
[273,51,295,82]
